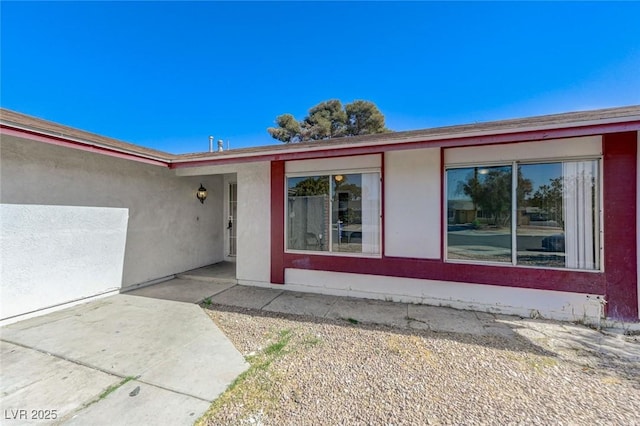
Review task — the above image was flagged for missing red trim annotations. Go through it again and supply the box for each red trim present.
[1,126,169,167]
[440,148,445,261]
[270,131,640,321]
[270,161,286,284]
[172,121,640,169]
[603,132,638,320]
[282,254,605,295]
[380,153,385,256]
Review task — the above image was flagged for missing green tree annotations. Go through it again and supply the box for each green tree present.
[268,99,389,143]
[302,100,347,140]
[267,114,302,143]
[345,100,387,136]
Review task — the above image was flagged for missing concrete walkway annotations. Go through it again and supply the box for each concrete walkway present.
[0,294,247,425]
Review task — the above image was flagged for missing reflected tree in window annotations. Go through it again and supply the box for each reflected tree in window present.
[448,165,516,263]
[287,176,330,251]
[289,176,330,196]
[333,176,362,225]
[528,177,564,225]
[448,160,598,270]
[456,167,531,228]
[287,173,380,255]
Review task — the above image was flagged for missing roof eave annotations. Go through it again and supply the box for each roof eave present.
[3,107,639,169]
[0,123,172,167]
[169,113,640,168]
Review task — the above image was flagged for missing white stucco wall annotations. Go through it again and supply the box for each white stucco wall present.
[445,135,602,165]
[283,269,603,323]
[384,148,440,259]
[236,162,271,283]
[176,161,271,284]
[1,204,128,320]
[285,154,381,173]
[1,135,224,302]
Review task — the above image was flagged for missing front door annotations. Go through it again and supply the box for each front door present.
[228,182,237,257]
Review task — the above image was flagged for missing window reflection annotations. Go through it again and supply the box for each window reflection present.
[446,160,599,270]
[287,176,330,251]
[446,165,512,263]
[516,163,564,267]
[332,174,362,253]
[287,173,380,255]
[517,162,598,269]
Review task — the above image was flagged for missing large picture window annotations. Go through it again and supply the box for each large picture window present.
[446,160,600,270]
[287,172,380,255]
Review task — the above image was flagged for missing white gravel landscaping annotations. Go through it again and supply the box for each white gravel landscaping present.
[198,305,640,426]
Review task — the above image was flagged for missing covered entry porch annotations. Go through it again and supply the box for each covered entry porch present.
[174,161,272,289]
[125,262,238,303]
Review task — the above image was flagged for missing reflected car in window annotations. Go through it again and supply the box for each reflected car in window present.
[541,234,565,252]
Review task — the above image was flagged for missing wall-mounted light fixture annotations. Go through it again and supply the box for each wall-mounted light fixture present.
[334,175,344,182]
[196,184,208,204]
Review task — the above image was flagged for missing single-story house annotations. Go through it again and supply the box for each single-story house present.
[1,106,639,325]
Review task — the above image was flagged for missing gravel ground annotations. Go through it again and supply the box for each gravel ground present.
[198,305,640,426]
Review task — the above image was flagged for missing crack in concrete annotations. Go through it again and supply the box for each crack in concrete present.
[1,338,213,404]
[259,290,285,310]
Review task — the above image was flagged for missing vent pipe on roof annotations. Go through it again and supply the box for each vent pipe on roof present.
[218,139,224,152]
[208,136,214,153]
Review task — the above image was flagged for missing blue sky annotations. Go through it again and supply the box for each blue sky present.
[2,2,639,154]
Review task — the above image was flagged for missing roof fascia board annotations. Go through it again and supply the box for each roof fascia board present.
[170,118,640,169]
[0,125,170,167]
